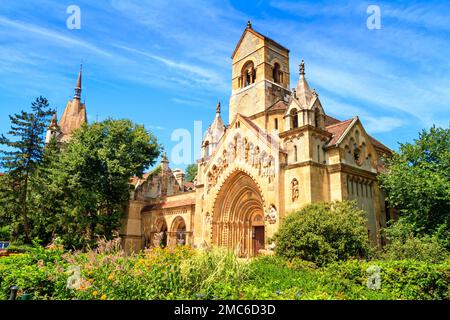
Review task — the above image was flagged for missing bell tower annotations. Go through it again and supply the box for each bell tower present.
[229,21,291,123]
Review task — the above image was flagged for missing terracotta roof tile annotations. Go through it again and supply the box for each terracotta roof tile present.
[369,135,392,153]
[184,181,195,190]
[153,198,195,209]
[267,100,288,112]
[324,115,341,126]
[326,118,354,146]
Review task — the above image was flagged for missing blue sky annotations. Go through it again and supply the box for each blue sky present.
[0,0,449,170]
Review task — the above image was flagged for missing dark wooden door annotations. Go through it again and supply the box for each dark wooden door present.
[253,226,265,255]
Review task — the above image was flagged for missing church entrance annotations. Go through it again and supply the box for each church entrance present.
[212,171,265,258]
[252,226,265,255]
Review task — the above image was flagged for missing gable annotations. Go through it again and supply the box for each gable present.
[335,119,379,170]
[202,113,285,173]
[232,30,263,61]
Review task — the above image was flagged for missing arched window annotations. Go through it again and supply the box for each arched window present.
[241,61,256,88]
[204,141,210,157]
[274,118,278,130]
[314,108,320,128]
[294,145,298,162]
[290,109,299,129]
[273,63,281,83]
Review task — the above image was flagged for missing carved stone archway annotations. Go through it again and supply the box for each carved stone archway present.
[170,216,187,247]
[211,170,265,257]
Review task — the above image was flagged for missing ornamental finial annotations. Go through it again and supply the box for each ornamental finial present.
[216,101,221,114]
[299,59,305,76]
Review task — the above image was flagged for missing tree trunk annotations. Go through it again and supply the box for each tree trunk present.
[21,174,31,243]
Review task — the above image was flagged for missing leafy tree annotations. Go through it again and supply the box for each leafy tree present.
[185,163,198,182]
[275,201,371,266]
[47,119,161,248]
[0,97,54,242]
[379,125,450,248]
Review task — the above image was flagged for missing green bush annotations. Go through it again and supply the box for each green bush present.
[275,201,371,266]
[325,259,450,300]
[380,219,449,263]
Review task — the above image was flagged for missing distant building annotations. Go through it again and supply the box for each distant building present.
[45,65,87,145]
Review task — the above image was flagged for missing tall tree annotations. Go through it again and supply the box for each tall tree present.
[28,136,63,244]
[0,97,54,242]
[48,119,161,248]
[379,125,450,248]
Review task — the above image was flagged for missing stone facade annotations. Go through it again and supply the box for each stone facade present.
[120,23,394,256]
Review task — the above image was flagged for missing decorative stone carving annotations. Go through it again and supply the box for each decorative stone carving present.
[153,231,164,247]
[291,178,299,202]
[265,204,277,224]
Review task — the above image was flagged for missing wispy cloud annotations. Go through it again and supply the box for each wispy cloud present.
[0,16,113,57]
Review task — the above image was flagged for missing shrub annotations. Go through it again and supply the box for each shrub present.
[275,201,371,266]
[380,219,449,263]
[179,247,250,299]
[325,259,450,300]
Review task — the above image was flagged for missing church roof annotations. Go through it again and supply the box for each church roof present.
[326,118,355,146]
[231,21,289,59]
[267,100,288,112]
[149,198,195,210]
[325,116,392,153]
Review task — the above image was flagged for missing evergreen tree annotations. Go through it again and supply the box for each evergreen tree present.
[185,163,198,182]
[0,97,54,242]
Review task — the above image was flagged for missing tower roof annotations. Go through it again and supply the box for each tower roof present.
[231,21,289,59]
[59,66,87,140]
[295,59,313,108]
[74,64,82,99]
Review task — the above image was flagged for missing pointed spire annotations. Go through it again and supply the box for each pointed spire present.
[216,101,221,114]
[74,64,82,100]
[296,59,313,107]
[162,152,169,163]
[247,20,252,29]
[299,59,305,76]
[48,113,58,129]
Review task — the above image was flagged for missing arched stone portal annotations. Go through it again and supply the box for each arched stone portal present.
[212,171,265,257]
[170,216,187,246]
[150,217,168,248]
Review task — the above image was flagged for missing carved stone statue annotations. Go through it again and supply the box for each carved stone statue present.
[153,231,164,247]
[291,178,299,202]
[265,204,277,224]
[244,140,250,162]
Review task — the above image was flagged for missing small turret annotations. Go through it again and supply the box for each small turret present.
[45,113,60,145]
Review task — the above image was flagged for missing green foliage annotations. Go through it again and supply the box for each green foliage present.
[0,97,54,243]
[379,219,449,263]
[38,119,162,249]
[379,125,450,248]
[179,247,250,299]
[326,259,450,300]
[185,163,198,183]
[275,201,371,266]
[0,241,448,300]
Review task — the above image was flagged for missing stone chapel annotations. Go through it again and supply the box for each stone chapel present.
[50,23,393,257]
[120,22,393,256]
